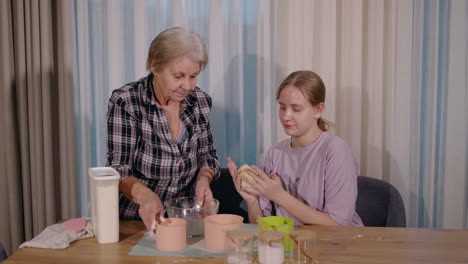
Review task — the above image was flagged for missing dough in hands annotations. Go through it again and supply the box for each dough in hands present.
[238,164,258,188]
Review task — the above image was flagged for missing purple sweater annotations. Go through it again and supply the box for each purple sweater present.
[260,131,363,226]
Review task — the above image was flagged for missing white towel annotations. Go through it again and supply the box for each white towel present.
[19,218,94,249]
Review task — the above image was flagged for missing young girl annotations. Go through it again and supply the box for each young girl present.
[228,71,363,226]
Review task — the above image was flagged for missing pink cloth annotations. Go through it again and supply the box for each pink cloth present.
[64,218,87,233]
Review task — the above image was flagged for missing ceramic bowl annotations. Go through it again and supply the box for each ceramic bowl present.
[156,218,187,251]
[204,214,244,251]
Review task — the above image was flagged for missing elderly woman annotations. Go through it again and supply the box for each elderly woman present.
[106,27,220,231]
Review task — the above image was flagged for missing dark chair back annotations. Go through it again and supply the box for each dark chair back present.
[0,242,7,263]
[356,176,406,227]
[210,168,249,222]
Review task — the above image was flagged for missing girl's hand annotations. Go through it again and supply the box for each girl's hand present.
[227,157,259,203]
[250,166,285,203]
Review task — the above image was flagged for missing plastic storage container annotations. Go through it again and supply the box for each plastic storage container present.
[88,167,120,244]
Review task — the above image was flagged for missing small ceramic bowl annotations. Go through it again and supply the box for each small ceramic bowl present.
[204,214,244,251]
[156,218,187,251]
[165,196,220,237]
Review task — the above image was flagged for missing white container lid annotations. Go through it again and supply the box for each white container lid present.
[88,167,120,181]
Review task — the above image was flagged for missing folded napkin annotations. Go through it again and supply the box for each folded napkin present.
[20,218,94,249]
[64,218,87,233]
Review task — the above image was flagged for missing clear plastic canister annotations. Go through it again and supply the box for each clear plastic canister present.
[224,229,255,264]
[290,230,319,264]
[88,167,120,244]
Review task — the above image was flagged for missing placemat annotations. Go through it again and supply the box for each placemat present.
[128,224,258,258]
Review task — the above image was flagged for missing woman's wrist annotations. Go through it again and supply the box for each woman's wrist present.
[132,182,157,205]
[197,174,211,184]
[197,168,214,184]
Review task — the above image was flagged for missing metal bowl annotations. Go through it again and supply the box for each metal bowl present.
[164,196,220,237]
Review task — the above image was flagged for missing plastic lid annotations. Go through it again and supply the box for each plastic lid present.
[290,230,317,240]
[88,167,120,180]
[226,229,255,240]
[258,230,284,242]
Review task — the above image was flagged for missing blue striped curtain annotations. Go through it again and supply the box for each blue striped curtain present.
[70,0,468,228]
[409,0,467,228]
[71,0,267,216]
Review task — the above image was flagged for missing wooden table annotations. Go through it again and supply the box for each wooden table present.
[5,221,468,263]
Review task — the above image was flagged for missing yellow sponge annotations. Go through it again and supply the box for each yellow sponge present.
[238,164,257,188]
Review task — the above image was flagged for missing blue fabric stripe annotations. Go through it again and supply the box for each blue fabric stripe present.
[166,0,174,27]
[70,0,274,214]
[433,0,449,228]
[409,0,419,228]
[123,0,135,83]
[101,2,110,166]
[417,0,431,228]
[146,0,156,40]
[72,0,84,215]
[243,0,256,24]
[270,1,277,148]
[465,1,468,229]
[88,0,98,168]
[243,0,257,165]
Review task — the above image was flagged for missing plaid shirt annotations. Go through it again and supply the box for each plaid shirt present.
[106,73,220,220]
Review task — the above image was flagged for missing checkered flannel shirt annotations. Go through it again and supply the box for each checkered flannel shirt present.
[106,73,220,220]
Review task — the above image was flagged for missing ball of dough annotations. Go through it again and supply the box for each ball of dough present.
[238,164,257,188]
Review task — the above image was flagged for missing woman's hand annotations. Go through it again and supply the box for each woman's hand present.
[137,190,164,232]
[227,157,259,203]
[195,175,214,206]
[249,166,286,203]
[120,177,164,231]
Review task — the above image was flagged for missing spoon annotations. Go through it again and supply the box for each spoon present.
[192,199,204,211]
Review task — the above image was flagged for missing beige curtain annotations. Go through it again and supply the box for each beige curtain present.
[0,0,77,255]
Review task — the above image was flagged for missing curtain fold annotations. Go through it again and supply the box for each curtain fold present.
[0,0,78,255]
[0,0,23,256]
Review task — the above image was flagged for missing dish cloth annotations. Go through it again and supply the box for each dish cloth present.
[19,218,94,249]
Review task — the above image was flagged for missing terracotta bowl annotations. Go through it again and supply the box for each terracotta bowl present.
[204,214,244,252]
[156,218,187,251]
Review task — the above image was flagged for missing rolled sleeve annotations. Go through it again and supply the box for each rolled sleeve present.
[106,92,138,180]
[196,96,220,179]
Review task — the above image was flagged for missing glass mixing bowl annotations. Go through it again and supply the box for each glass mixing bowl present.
[164,196,220,237]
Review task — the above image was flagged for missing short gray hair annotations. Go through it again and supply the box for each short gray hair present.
[146,27,208,71]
